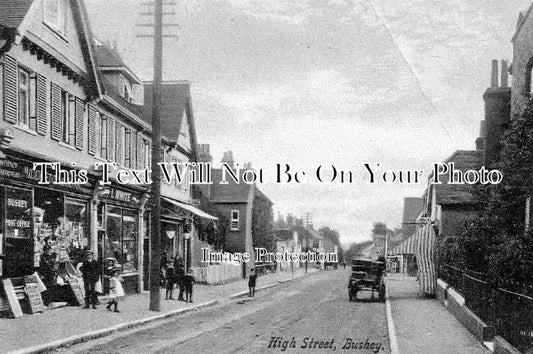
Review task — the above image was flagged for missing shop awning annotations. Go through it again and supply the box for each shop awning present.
[162,197,218,221]
[389,234,416,255]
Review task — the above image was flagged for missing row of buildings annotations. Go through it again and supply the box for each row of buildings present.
[0,0,341,302]
[0,0,291,298]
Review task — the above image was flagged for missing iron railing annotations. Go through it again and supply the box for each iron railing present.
[440,264,533,353]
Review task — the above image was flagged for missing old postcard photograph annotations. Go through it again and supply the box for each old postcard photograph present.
[0,0,531,353]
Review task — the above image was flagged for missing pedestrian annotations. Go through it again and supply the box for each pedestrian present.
[165,259,176,300]
[103,258,116,295]
[183,268,195,303]
[175,258,186,301]
[80,250,100,309]
[248,268,257,297]
[106,267,125,313]
[38,246,56,306]
[160,252,169,287]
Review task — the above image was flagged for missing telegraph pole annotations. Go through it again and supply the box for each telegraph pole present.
[149,0,163,312]
[303,213,312,274]
[138,0,178,312]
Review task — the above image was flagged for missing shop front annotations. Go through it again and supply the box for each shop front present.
[96,186,146,294]
[0,153,96,309]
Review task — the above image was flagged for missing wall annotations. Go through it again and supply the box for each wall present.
[511,7,533,116]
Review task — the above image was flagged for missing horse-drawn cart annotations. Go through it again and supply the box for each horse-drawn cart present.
[348,258,385,302]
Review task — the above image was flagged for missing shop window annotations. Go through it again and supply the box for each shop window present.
[230,210,239,231]
[43,0,67,36]
[105,206,137,274]
[33,190,89,267]
[4,187,33,277]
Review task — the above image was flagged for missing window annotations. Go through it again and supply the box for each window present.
[61,91,75,145]
[17,68,37,130]
[100,114,107,159]
[106,206,137,274]
[18,69,29,128]
[230,210,239,231]
[43,0,67,35]
[119,75,132,103]
[124,129,132,168]
[143,140,151,169]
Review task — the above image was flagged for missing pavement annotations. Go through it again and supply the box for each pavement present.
[385,273,491,354]
[1,267,318,354]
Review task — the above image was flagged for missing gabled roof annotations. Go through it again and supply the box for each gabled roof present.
[209,168,273,205]
[210,169,252,203]
[95,43,142,84]
[512,4,533,42]
[0,0,33,29]
[432,150,484,205]
[142,82,197,147]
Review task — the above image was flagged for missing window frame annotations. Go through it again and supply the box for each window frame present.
[43,0,67,37]
[230,210,240,231]
[17,67,30,129]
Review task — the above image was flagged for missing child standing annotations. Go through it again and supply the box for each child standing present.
[165,259,176,300]
[106,268,125,313]
[183,269,195,303]
[248,268,257,297]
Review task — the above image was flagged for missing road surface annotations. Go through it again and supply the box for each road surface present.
[61,269,389,354]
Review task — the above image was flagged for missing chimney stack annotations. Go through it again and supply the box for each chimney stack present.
[483,59,511,167]
[501,60,509,88]
[196,144,212,164]
[475,120,485,151]
[491,59,499,87]
[221,151,234,168]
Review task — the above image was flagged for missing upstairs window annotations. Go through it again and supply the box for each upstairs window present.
[230,210,239,231]
[143,140,151,169]
[43,0,67,35]
[61,90,75,145]
[119,75,132,103]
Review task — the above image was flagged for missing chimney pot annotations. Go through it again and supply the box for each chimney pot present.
[501,60,509,88]
[491,60,498,88]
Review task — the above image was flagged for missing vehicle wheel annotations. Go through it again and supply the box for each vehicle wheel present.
[379,285,385,302]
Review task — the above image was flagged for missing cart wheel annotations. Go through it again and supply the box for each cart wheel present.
[379,285,385,302]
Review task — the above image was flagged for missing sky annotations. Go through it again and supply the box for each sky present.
[86,0,531,246]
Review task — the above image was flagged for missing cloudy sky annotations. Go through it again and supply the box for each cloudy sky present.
[86,0,530,245]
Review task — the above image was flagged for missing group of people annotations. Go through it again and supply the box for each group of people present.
[80,250,125,312]
[161,253,195,302]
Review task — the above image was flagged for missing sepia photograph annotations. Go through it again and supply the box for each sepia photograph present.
[0,0,532,353]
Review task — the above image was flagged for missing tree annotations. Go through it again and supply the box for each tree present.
[252,195,275,252]
[193,187,228,251]
[452,101,533,283]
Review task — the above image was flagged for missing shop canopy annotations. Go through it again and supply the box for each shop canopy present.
[161,197,218,221]
[388,223,436,295]
[389,234,417,255]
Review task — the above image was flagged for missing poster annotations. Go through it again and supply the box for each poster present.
[1,1,532,354]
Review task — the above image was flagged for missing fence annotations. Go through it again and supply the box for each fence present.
[192,263,242,285]
[440,264,533,353]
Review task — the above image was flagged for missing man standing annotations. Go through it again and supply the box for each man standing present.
[80,250,100,309]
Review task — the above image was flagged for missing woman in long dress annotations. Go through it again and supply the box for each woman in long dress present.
[106,268,125,312]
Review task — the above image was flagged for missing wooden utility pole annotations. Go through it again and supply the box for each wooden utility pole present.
[303,212,312,274]
[149,0,163,312]
[137,0,178,312]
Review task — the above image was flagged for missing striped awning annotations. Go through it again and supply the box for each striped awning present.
[389,234,417,255]
[414,223,436,296]
[388,223,436,295]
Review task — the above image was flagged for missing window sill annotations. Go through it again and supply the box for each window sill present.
[14,125,38,136]
[58,141,77,151]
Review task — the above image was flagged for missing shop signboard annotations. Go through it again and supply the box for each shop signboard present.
[1,279,23,318]
[0,157,94,195]
[68,278,85,306]
[23,275,44,314]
